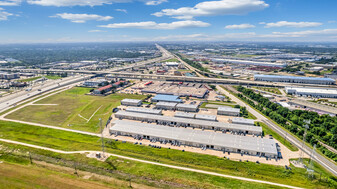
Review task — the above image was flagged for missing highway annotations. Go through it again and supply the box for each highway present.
[0,75,91,112]
[217,86,337,177]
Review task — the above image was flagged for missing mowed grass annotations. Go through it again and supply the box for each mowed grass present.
[0,143,281,189]
[18,76,42,82]
[5,87,146,133]
[0,120,335,188]
[44,75,62,80]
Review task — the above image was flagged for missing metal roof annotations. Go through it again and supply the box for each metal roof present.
[125,107,162,115]
[231,117,255,125]
[175,112,195,118]
[285,87,337,95]
[195,114,217,121]
[114,111,262,133]
[255,74,335,82]
[152,94,183,103]
[111,120,277,155]
[156,102,178,107]
[121,99,142,103]
[218,106,240,113]
[176,103,199,109]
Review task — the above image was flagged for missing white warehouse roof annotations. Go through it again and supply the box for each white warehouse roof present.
[175,112,195,119]
[231,117,255,125]
[125,107,162,115]
[218,106,240,113]
[110,120,277,155]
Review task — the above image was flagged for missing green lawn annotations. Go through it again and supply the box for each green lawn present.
[0,142,281,189]
[200,101,236,109]
[44,75,62,80]
[5,87,146,133]
[163,58,179,62]
[0,120,335,189]
[18,76,42,82]
[252,87,282,95]
[258,122,298,151]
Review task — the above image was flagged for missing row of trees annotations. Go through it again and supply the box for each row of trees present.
[236,86,337,162]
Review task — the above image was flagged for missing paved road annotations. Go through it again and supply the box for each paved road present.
[0,138,303,189]
[0,75,91,112]
[217,85,337,176]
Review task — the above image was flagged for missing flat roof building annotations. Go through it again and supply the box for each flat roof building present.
[125,107,162,115]
[230,118,255,126]
[151,94,183,103]
[176,103,199,112]
[285,87,337,98]
[110,120,277,158]
[174,112,195,119]
[114,111,262,135]
[121,99,142,106]
[254,74,335,85]
[195,114,217,121]
[155,102,177,110]
[217,106,240,116]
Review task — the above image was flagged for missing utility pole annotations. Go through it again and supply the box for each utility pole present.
[100,118,105,157]
[298,119,310,166]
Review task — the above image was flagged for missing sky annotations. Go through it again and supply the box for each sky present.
[1,0,337,43]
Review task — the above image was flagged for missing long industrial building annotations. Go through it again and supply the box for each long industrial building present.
[212,58,286,68]
[254,74,335,85]
[114,110,262,135]
[125,107,162,115]
[285,87,337,98]
[110,120,278,158]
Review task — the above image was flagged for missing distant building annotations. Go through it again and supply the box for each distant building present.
[151,94,183,103]
[254,74,335,85]
[93,84,113,94]
[83,79,107,87]
[155,102,178,110]
[217,106,240,116]
[176,103,199,112]
[121,99,142,106]
[230,118,255,126]
[285,87,337,98]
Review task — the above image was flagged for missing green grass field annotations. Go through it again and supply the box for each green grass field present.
[18,76,42,82]
[252,87,282,95]
[5,87,146,133]
[44,75,62,80]
[0,120,335,188]
[0,142,283,189]
[163,58,179,62]
[258,122,298,151]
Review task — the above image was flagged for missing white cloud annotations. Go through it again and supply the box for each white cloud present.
[145,0,167,5]
[0,8,13,20]
[27,0,166,6]
[51,13,113,23]
[152,0,269,19]
[225,23,255,29]
[263,21,322,28]
[0,0,21,6]
[115,9,127,13]
[328,20,336,24]
[88,30,107,32]
[98,20,210,29]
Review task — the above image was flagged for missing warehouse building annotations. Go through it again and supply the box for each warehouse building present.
[195,114,217,121]
[230,118,255,126]
[114,111,262,135]
[121,99,142,106]
[176,103,199,112]
[151,94,183,103]
[155,102,177,110]
[217,106,240,116]
[285,87,337,98]
[211,58,286,68]
[125,107,162,115]
[174,112,195,119]
[110,120,278,158]
[254,74,335,85]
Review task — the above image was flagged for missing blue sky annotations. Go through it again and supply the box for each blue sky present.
[1,0,337,43]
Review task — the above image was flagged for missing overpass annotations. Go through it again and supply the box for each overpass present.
[3,68,337,89]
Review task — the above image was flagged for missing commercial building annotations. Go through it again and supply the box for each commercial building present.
[121,99,142,106]
[211,58,286,68]
[114,111,262,135]
[0,72,20,80]
[155,102,177,110]
[230,118,255,126]
[195,114,217,121]
[83,79,107,87]
[110,120,277,158]
[174,112,195,119]
[151,94,183,103]
[176,103,199,112]
[217,106,240,116]
[93,84,113,95]
[125,107,162,115]
[254,74,335,85]
[285,87,337,98]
